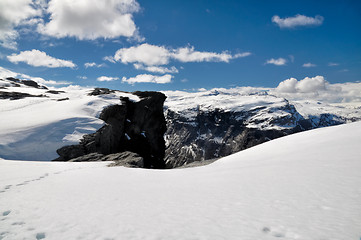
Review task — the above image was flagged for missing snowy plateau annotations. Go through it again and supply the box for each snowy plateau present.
[0,77,361,239]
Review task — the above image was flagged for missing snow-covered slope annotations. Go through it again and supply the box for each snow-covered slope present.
[0,78,139,161]
[1,121,360,239]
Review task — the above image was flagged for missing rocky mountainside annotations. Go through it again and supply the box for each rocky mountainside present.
[0,77,360,168]
[54,91,167,168]
[163,89,361,168]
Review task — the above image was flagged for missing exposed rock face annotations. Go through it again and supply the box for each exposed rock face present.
[5,77,48,89]
[68,152,144,168]
[88,88,116,96]
[54,91,167,168]
[0,91,47,100]
[164,96,346,168]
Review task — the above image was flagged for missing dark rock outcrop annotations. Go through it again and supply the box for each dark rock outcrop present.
[88,88,116,96]
[6,77,48,89]
[47,90,65,94]
[54,91,167,168]
[0,91,47,100]
[164,102,346,168]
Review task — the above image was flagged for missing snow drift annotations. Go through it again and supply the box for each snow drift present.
[0,121,360,239]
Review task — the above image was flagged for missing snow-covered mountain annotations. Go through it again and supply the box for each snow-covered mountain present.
[1,77,361,167]
[1,120,360,239]
[163,88,361,167]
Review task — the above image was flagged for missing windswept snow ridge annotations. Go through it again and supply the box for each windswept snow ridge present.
[0,121,360,239]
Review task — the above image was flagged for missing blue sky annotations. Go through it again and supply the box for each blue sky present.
[0,0,360,91]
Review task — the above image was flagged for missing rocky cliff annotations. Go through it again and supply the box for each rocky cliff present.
[163,89,357,168]
[54,91,167,168]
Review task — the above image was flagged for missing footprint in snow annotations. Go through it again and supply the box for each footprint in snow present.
[2,210,11,216]
[12,221,25,226]
[262,227,285,238]
[36,232,46,239]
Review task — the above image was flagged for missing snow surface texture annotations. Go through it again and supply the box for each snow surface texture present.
[0,121,360,239]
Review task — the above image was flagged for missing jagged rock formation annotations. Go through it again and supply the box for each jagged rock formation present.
[163,90,350,168]
[54,91,167,169]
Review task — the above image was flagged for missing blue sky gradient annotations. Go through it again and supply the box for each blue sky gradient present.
[0,0,360,91]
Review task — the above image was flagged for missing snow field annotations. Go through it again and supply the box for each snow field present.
[0,121,360,239]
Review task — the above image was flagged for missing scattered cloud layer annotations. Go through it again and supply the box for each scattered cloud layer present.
[265,58,287,66]
[0,0,42,49]
[0,66,70,85]
[114,43,251,67]
[84,62,106,68]
[0,0,141,48]
[97,76,119,82]
[122,74,173,84]
[7,49,76,68]
[303,63,316,67]
[133,64,178,74]
[272,14,324,29]
[38,0,141,40]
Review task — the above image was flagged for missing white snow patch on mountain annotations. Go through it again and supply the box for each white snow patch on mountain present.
[0,121,360,239]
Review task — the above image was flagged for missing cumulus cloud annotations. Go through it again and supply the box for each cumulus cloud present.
[273,76,361,103]
[303,63,316,67]
[97,76,119,82]
[121,74,173,84]
[0,0,42,49]
[328,62,339,67]
[113,43,251,67]
[276,76,328,93]
[114,43,170,66]
[7,49,76,68]
[0,66,70,85]
[133,64,178,74]
[84,62,106,68]
[272,14,324,29]
[265,58,287,66]
[38,0,140,40]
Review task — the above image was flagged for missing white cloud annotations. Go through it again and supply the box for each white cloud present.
[38,0,140,40]
[7,49,76,68]
[114,43,170,66]
[103,56,116,63]
[84,62,106,68]
[273,76,361,103]
[121,74,173,84]
[77,76,87,80]
[133,63,178,74]
[0,0,42,49]
[113,43,251,66]
[97,76,119,82]
[272,14,324,29]
[303,63,317,67]
[0,66,70,85]
[328,62,339,67]
[265,58,287,66]
[172,46,250,63]
[276,76,328,93]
